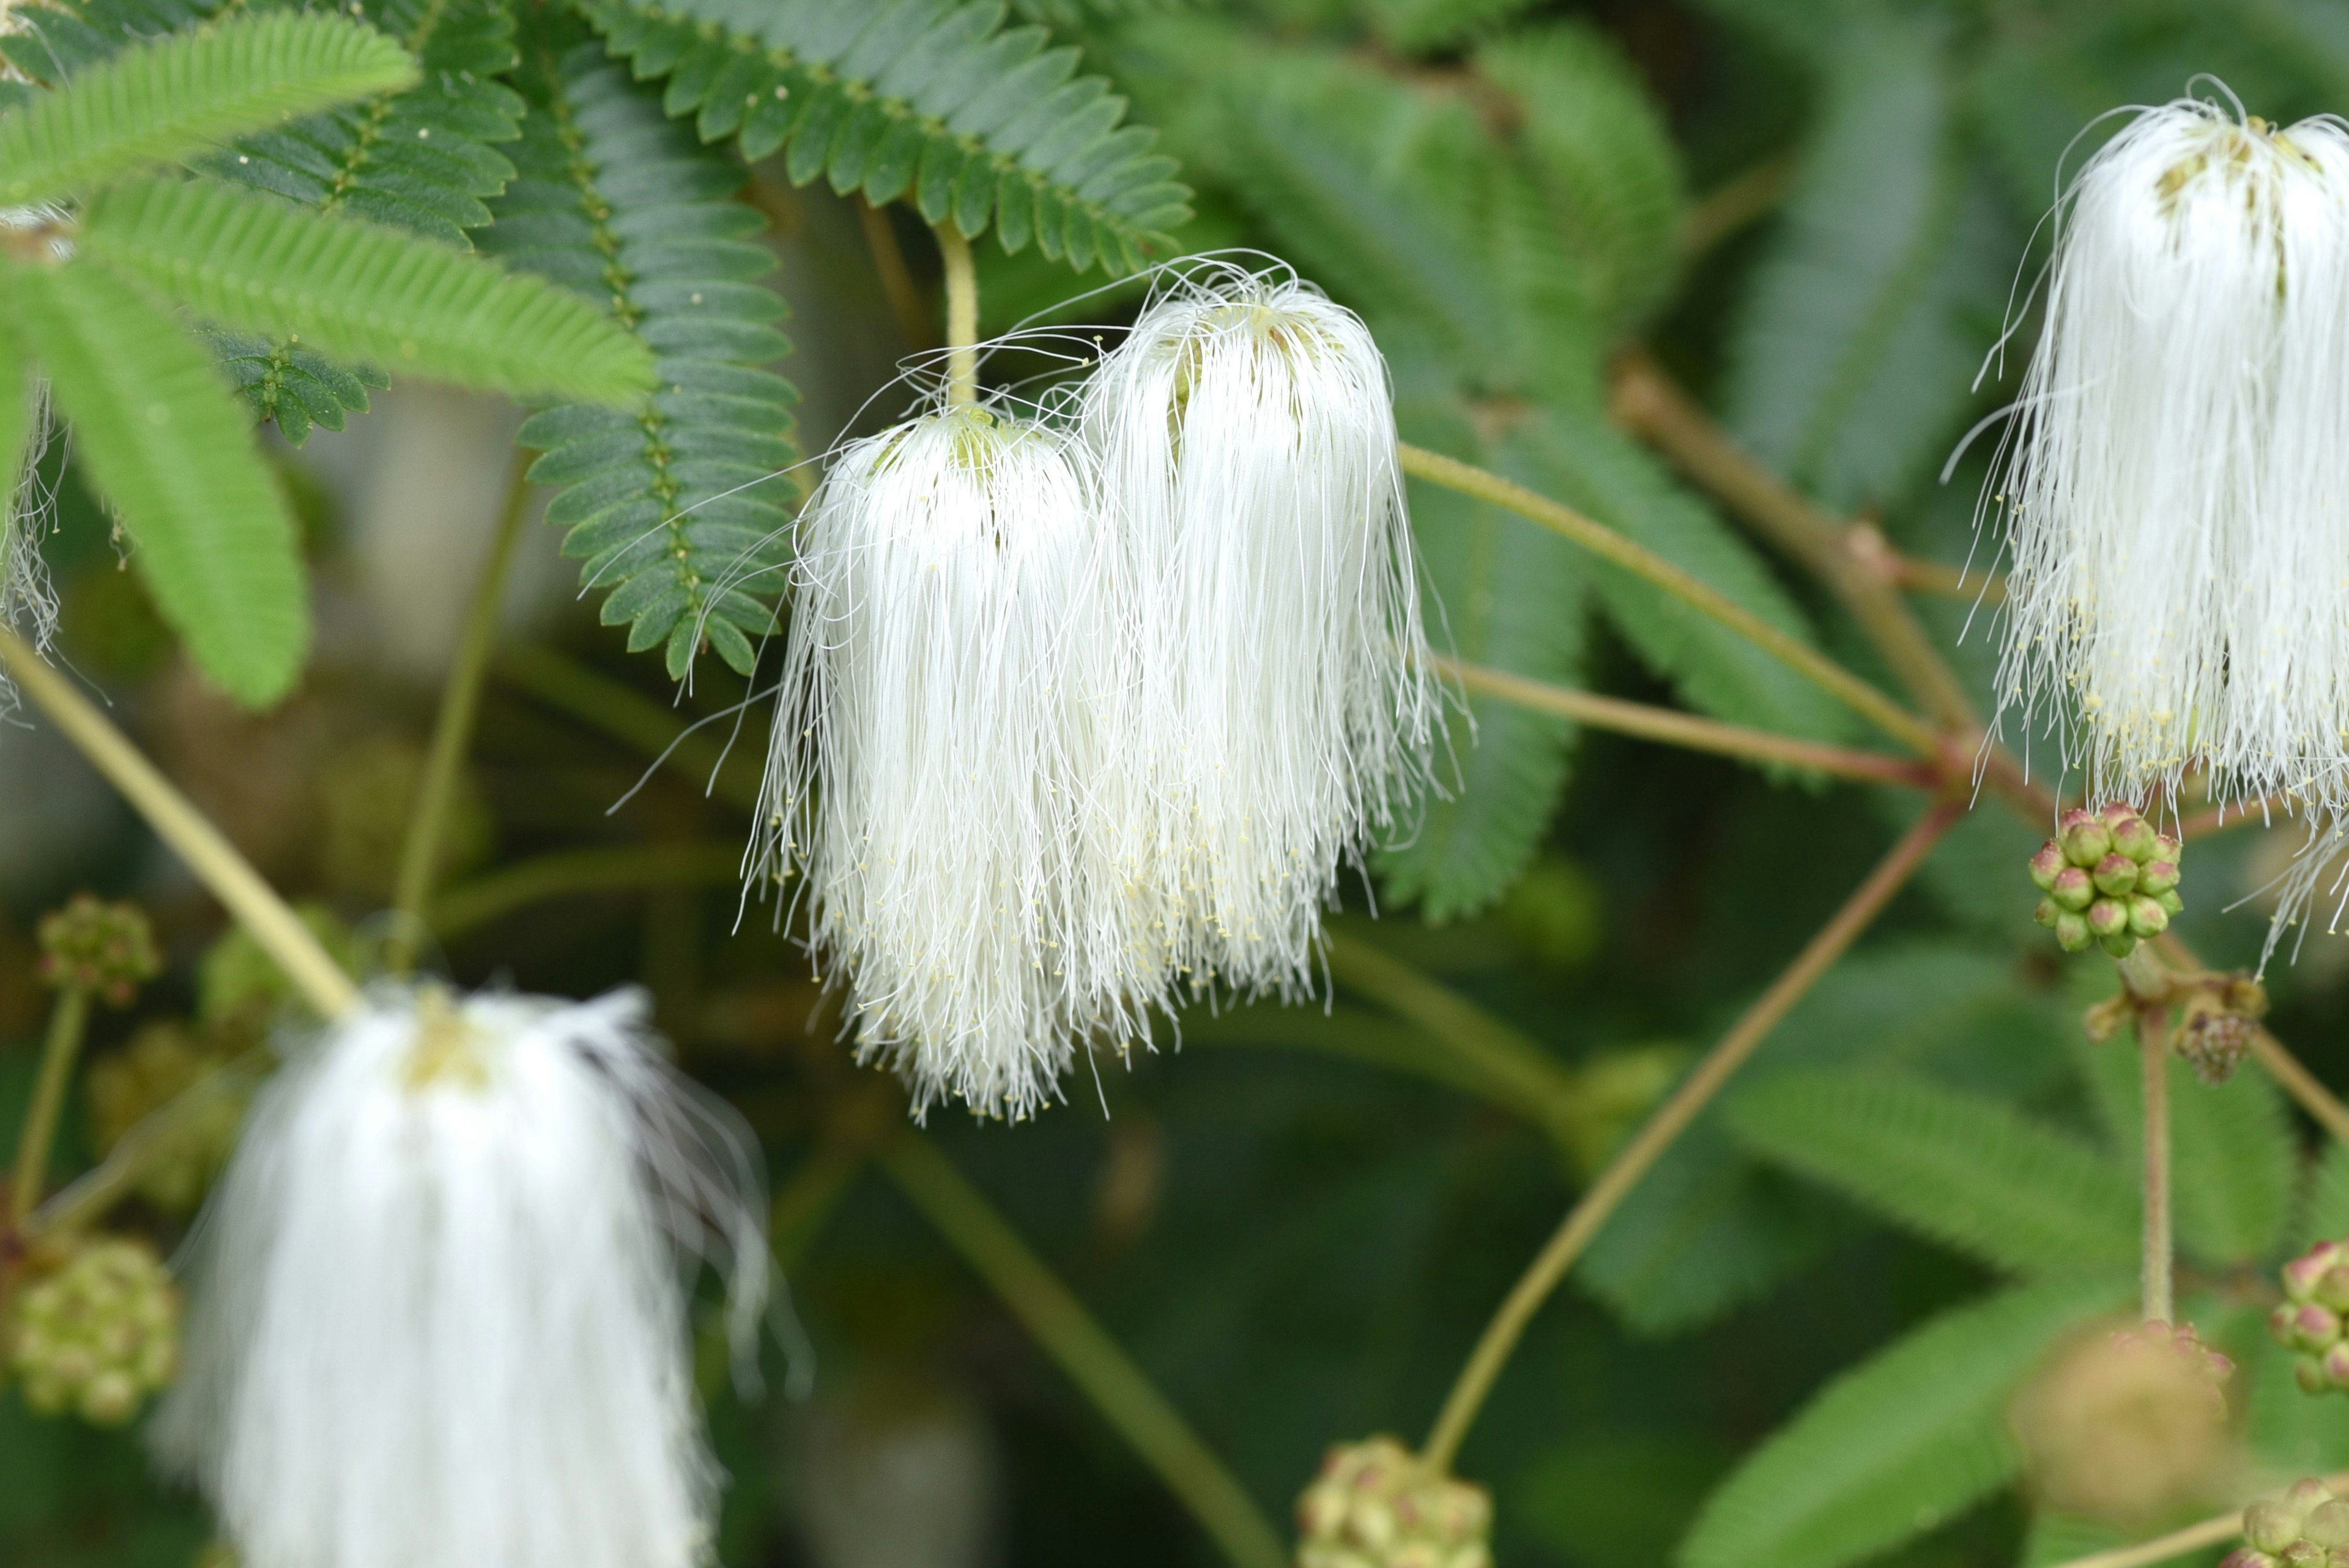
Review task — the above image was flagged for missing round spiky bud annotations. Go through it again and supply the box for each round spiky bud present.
[1296,1437,1493,1568]
[35,894,160,1008]
[2177,990,2256,1085]
[2051,865,2096,912]
[2093,853,2142,895]
[2030,841,2069,890]
[9,1236,180,1425]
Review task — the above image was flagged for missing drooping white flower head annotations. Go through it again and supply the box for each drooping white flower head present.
[153,985,768,1568]
[752,401,1160,1121]
[1081,262,1438,998]
[1988,92,2349,812]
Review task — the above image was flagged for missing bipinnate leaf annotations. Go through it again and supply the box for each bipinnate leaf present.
[1726,1069,2138,1276]
[6,261,305,705]
[81,176,655,405]
[0,13,418,207]
[1679,1277,2126,1568]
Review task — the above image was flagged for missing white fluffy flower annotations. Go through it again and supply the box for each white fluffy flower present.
[153,986,768,1568]
[1989,94,2349,811]
[1082,264,1438,998]
[753,402,1159,1121]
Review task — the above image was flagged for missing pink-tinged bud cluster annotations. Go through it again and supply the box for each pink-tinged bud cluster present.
[1296,1436,1491,1568]
[2177,976,2269,1085]
[2224,1478,2349,1568]
[2109,1320,2235,1412]
[2271,1240,2349,1392]
[2031,805,2183,957]
[35,893,160,1008]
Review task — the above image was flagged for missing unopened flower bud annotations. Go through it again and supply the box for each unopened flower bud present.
[2031,841,2069,890]
[1294,1436,1493,1568]
[2089,899,2131,937]
[2129,895,2170,937]
[2298,1356,2329,1394]
[2225,1549,2282,1568]
[2293,1304,2343,1351]
[35,894,161,1008]
[2113,816,2161,862]
[2052,866,2096,910]
[2060,808,2097,833]
[2094,854,2142,894]
[2100,932,2139,957]
[2057,912,2094,952]
[2288,1243,2345,1301]
[2286,1479,2339,1520]
[2158,888,2186,916]
[2065,819,2117,866]
[2253,1499,2312,1555]
[2084,994,2134,1043]
[2140,858,2182,895]
[2282,1539,2329,1568]
[2303,1503,2349,1550]
[2154,834,2182,863]
[2322,1341,2349,1388]
[2035,897,2061,929]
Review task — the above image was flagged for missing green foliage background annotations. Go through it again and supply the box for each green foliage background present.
[9,1,2349,1566]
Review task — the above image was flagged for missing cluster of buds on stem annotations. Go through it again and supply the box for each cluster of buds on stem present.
[86,1022,249,1214]
[8,1235,181,1425]
[35,894,160,1007]
[2176,973,2269,1085]
[2030,804,2183,957]
[2269,1238,2349,1392]
[2225,1478,2349,1568]
[1296,1436,1492,1568]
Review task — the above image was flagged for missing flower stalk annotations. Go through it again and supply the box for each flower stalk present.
[10,985,89,1228]
[1416,798,1962,1474]
[937,223,978,406]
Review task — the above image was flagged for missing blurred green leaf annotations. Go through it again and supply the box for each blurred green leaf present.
[8,260,305,705]
[1727,1069,2137,1276]
[1679,1277,2126,1568]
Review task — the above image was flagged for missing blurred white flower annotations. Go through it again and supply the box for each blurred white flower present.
[754,402,1162,1121]
[1082,264,1438,1000]
[1988,92,2349,814]
[154,985,768,1568]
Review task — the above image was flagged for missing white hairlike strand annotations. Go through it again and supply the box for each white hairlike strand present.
[1081,262,1438,1000]
[752,402,1165,1121]
[154,985,770,1568]
[1987,94,2349,814]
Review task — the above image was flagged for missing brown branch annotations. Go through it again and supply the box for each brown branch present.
[1416,798,1964,1473]
[1439,655,1936,787]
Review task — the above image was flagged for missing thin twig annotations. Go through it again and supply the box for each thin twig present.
[1680,154,1796,256]
[1396,442,1937,754]
[9,987,87,1226]
[883,1135,1288,1568]
[432,842,741,940]
[390,455,533,970]
[0,627,356,1017]
[1439,655,1935,788]
[2155,932,2349,1147]
[2042,1471,2349,1568]
[937,223,978,407]
[1323,934,1586,1123]
[2140,1006,2173,1323]
[495,641,763,814]
[1892,554,2006,604]
[1609,351,1978,733]
[1416,799,1963,1474]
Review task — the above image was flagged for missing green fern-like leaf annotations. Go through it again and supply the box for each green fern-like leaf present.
[1726,1069,2138,1276]
[4,259,305,704]
[82,174,654,403]
[484,31,797,680]
[200,0,530,440]
[1365,0,1542,55]
[2304,1140,2349,1247]
[1475,21,1687,329]
[578,0,1190,276]
[0,12,417,207]
[1721,12,2011,511]
[1679,1277,2127,1568]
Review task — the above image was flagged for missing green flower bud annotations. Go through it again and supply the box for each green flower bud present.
[2299,1356,2330,1395]
[7,1237,180,1427]
[2129,895,2171,937]
[2303,1503,2349,1550]
[2065,819,2116,867]
[2158,889,2185,916]
[2285,1243,2344,1302]
[2056,912,2094,952]
[2154,834,2182,864]
[2099,932,2139,959]
[2087,899,2131,938]
[2316,1268,2349,1314]
[35,894,161,1008]
[2030,841,2069,890]
[2139,859,2181,895]
[2093,854,2142,895]
[2113,815,2161,862]
[2225,1550,2282,1568]
[2052,866,2096,911]
[2035,897,2061,929]
[2254,1502,2312,1555]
